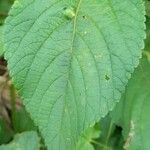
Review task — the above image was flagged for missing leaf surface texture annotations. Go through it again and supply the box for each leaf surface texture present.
[4,0,145,149]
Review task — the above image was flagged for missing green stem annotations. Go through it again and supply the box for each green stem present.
[102,120,113,150]
[91,140,110,149]
[106,121,113,143]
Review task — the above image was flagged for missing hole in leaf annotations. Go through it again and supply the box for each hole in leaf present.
[105,75,110,81]
[63,7,67,10]
[82,15,86,19]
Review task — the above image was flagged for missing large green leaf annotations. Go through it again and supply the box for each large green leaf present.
[0,131,40,150]
[111,57,150,150]
[4,0,145,149]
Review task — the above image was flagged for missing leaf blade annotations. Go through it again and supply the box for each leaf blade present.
[4,0,145,149]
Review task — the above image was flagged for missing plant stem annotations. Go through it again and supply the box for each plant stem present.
[106,121,113,143]
[102,120,113,150]
[91,140,110,149]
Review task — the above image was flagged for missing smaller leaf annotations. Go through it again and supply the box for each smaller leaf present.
[111,57,150,150]
[0,117,13,144]
[98,116,124,150]
[12,108,37,133]
[145,0,150,17]
[144,16,150,52]
[0,131,40,150]
[0,0,12,25]
[76,125,100,150]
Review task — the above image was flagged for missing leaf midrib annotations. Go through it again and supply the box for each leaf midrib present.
[71,0,82,47]
[57,0,83,146]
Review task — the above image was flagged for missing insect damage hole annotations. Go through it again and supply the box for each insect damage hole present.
[82,15,86,19]
[105,75,110,81]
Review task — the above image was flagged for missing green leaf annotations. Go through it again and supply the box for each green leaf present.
[4,0,145,149]
[95,115,124,150]
[145,0,150,17]
[0,26,4,56]
[0,0,13,25]
[144,16,150,52]
[111,57,150,150]
[0,0,12,14]
[0,131,40,150]
[12,107,37,133]
[0,117,13,144]
[76,125,100,150]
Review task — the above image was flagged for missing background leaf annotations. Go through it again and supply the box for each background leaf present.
[0,26,4,56]
[0,117,13,145]
[110,15,150,150]
[145,0,150,17]
[12,107,37,133]
[111,56,150,150]
[0,131,40,150]
[0,0,13,25]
